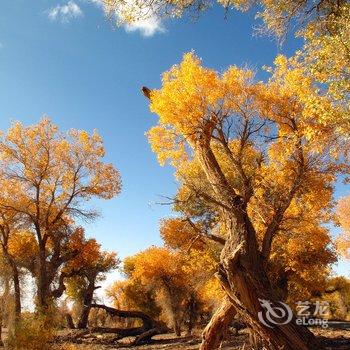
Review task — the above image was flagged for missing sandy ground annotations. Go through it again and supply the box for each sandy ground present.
[1,325,350,349]
[55,327,350,350]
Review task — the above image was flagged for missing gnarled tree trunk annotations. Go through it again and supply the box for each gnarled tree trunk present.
[140,87,324,350]
[60,304,165,345]
[200,297,236,350]
[173,319,181,337]
[195,142,324,350]
[90,303,160,337]
[1,249,21,319]
[36,243,49,311]
[12,265,21,319]
[0,302,3,347]
[77,277,97,329]
[162,278,182,336]
[185,294,198,336]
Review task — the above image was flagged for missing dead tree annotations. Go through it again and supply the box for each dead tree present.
[59,303,168,344]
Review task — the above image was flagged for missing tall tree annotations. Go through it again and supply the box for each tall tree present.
[336,194,350,259]
[124,247,188,336]
[144,53,339,349]
[0,119,121,311]
[0,210,28,318]
[107,279,162,322]
[65,233,119,329]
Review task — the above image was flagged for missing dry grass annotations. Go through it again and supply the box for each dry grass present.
[6,316,55,350]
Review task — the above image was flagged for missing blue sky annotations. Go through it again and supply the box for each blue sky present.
[1,0,349,284]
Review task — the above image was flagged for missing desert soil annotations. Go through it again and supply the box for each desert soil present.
[57,326,350,350]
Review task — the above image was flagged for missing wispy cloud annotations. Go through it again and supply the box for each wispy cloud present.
[90,0,165,37]
[89,0,104,8]
[47,0,164,36]
[124,16,165,37]
[48,1,83,23]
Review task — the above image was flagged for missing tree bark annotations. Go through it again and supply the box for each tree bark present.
[87,304,165,343]
[185,294,198,336]
[37,244,49,311]
[161,278,182,336]
[77,305,91,329]
[199,297,236,350]
[195,142,324,350]
[1,249,21,319]
[173,319,181,337]
[140,87,323,350]
[66,313,76,329]
[133,328,159,345]
[215,216,323,350]
[90,303,156,331]
[77,278,96,329]
[12,265,21,318]
[0,303,3,347]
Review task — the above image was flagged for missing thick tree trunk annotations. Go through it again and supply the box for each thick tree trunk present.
[199,297,236,350]
[162,280,182,336]
[77,278,97,329]
[195,143,324,350]
[90,303,156,331]
[140,88,323,350]
[249,329,263,349]
[66,313,76,329]
[0,305,3,347]
[77,305,91,329]
[37,247,49,311]
[133,328,159,345]
[213,219,323,350]
[185,295,197,336]
[2,251,21,319]
[173,318,181,337]
[87,304,166,343]
[12,266,21,318]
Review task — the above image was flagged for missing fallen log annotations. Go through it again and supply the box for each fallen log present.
[88,303,167,343]
[58,304,167,345]
[133,328,159,345]
[90,303,155,330]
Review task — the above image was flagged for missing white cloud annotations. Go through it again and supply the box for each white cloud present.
[48,1,83,23]
[47,0,164,36]
[89,0,104,8]
[89,0,165,37]
[124,16,165,37]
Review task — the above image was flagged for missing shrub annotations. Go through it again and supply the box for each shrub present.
[6,315,55,350]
